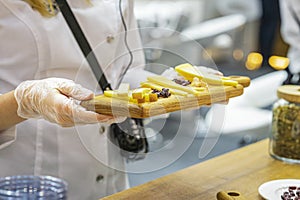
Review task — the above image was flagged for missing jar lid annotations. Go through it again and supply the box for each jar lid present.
[277,85,300,103]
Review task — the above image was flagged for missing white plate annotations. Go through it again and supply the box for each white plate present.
[258,179,300,200]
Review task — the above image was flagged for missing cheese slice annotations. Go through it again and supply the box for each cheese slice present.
[175,63,203,81]
[147,76,200,95]
[175,63,238,86]
[140,81,188,96]
[104,90,132,100]
[132,88,152,99]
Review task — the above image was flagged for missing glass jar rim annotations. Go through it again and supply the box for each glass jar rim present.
[0,175,67,198]
[277,85,300,103]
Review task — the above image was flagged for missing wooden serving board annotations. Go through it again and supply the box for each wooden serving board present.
[81,76,250,119]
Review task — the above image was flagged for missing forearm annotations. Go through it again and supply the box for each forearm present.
[0,91,25,131]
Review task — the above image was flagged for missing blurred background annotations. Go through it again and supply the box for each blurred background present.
[127,0,289,187]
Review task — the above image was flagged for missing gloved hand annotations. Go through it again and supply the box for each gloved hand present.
[14,78,121,127]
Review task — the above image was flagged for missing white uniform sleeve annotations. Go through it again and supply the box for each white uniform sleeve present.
[280,0,300,73]
[280,0,300,45]
[0,126,16,149]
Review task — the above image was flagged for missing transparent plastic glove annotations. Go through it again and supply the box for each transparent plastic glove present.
[160,67,178,79]
[195,66,223,76]
[14,78,122,127]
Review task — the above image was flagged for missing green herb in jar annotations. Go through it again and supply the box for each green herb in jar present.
[271,102,300,160]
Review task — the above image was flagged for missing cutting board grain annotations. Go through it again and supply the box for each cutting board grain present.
[81,76,250,118]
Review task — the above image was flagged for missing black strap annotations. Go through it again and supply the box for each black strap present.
[55,0,112,91]
[55,0,149,159]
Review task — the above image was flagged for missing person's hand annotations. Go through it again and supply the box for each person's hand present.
[14,78,123,127]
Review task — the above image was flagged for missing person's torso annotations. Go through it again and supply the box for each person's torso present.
[0,0,141,198]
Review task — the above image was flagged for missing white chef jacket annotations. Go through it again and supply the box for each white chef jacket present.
[280,0,300,74]
[0,0,149,199]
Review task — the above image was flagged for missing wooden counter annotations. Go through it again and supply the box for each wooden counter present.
[102,139,300,200]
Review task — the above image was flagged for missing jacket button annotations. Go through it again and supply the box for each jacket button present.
[96,174,104,182]
[106,35,114,43]
[99,126,106,134]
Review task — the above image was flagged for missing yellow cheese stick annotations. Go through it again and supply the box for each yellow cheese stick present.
[147,76,200,95]
[175,63,238,86]
[103,90,115,98]
[192,87,206,92]
[140,81,188,96]
[103,89,157,103]
[221,79,239,86]
[103,90,137,102]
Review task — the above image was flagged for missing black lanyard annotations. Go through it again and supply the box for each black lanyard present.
[54,0,149,159]
[55,0,112,91]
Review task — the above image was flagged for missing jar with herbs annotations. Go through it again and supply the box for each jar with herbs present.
[270,85,300,164]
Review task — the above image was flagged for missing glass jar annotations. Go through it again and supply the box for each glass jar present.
[270,85,300,164]
[0,175,68,199]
